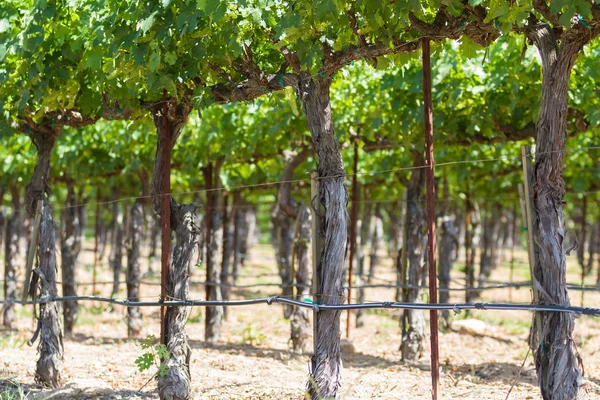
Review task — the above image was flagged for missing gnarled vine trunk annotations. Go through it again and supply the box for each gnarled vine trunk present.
[3,187,20,328]
[204,161,224,344]
[355,197,371,328]
[438,217,458,328]
[526,21,592,400]
[25,128,63,388]
[296,74,346,400]
[220,192,233,316]
[127,199,143,338]
[387,202,402,260]
[158,202,199,400]
[272,149,310,319]
[148,214,161,275]
[109,195,125,300]
[290,206,311,354]
[367,205,383,283]
[150,98,195,400]
[478,203,501,290]
[36,201,64,388]
[400,150,426,361]
[231,193,244,282]
[61,183,81,336]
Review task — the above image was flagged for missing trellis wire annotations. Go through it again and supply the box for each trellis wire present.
[2,295,599,317]
[20,278,600,293]
[6,144,600,215]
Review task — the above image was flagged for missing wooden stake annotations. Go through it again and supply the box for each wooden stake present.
[160,93,171,347]
[521,145,542,348]
[310,171,321,356]
[422,37,439,400]
[346,141,359,339]
[22,199,43,304]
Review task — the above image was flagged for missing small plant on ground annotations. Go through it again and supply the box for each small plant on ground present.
[0,379,29,400]
[135,334,170,388]
[241,323,266,346]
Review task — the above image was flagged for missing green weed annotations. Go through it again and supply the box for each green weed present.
[0,334,28,350]
[0,380,29,400]
[135,335,170,380]
[240,323,266,346]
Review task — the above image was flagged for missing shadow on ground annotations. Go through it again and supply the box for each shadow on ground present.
[2,380,156,400]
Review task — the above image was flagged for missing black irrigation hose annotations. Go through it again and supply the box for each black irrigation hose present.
[2,295,600,317]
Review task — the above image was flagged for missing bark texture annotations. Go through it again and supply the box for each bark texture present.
[3,188,20,328]
[127,199,143,338]
[231,194,244,282]
[400,150,426,361]
[478,203,501,289]
[296,74,346,400]
[158,203,199,400]
[148,213,161,275]
[26,128,63,388]
[220,193,233,315]
[387,203,402,260]
[60,184,81,336]
[109,198,125,300]
[290,206,312,354]
[355,198,371,328]
[367,206,384,283]
[464,194,479,303]
[272,149,311,319]
[438,217,458,328]
[150,97,194,400]
[204,162,224,344]
[35,201,64,388]
[526,20,593,400]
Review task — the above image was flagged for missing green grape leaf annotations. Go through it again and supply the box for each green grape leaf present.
[135,353,154,372]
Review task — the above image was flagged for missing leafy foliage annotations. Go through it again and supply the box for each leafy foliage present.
[135,335,170,379]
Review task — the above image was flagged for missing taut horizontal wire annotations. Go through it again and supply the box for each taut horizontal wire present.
[7,145,600,215]
[32,278,600,292]
[2,295,599,316]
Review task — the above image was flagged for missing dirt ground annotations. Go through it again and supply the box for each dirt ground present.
[1,242,600,399]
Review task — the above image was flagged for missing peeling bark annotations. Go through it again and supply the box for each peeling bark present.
[127,199,143,338]
[290,206,311,354]
[296,74,346,400]
[3,187,20,328]
[158,203,199,400]
[60,183,81,336]
[25,128,63,388]
[35,201,64,388]
[526,20,592,400]
[400,150,426,361]
[149,97,195,400]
